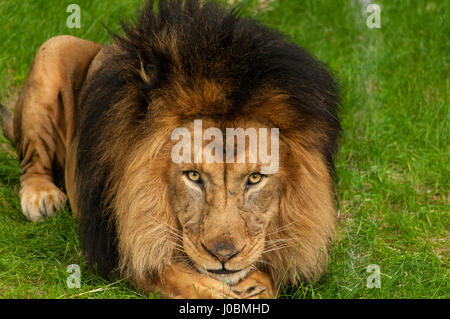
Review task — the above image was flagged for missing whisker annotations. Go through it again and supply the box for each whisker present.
[255,258,275,268]
[144,214,183,236]
[265,222,296,236]
[262,243,295,254]
[264,239,298,251]
[265,238,298,244]
[151,223,184,241]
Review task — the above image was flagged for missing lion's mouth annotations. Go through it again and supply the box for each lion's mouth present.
[191,261,252,285]
[205,268,243,275]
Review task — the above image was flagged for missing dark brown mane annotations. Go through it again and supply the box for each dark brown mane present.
[75,0,340,282]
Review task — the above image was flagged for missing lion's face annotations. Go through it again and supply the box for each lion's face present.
[167,121,282,284]
[112,96,336,289]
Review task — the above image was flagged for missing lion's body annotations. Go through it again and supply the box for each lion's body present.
[3,0,340,298]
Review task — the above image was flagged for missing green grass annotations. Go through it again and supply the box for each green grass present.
[0,0,448,299]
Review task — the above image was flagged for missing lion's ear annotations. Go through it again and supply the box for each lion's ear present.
[113,23,175,102]
[137,50,173,96]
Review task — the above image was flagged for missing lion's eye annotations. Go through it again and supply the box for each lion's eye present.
[185,171,202,183]
[248,172,263,185]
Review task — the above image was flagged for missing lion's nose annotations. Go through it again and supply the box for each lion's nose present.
[203,237,240,264]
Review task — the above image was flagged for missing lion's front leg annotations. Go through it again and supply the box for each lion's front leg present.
[151,263,240,299]
[13,36,101,222]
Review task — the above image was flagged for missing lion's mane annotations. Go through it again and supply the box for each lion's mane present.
[75,0,340,289]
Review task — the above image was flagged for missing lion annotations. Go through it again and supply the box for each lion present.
[0,0,340,298]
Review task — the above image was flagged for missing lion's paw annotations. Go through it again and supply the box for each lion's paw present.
[232,283,268,299]
[19,180,66,222]
[231,271,275,299]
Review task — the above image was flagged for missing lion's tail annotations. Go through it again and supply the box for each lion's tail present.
[0,103,14,143]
